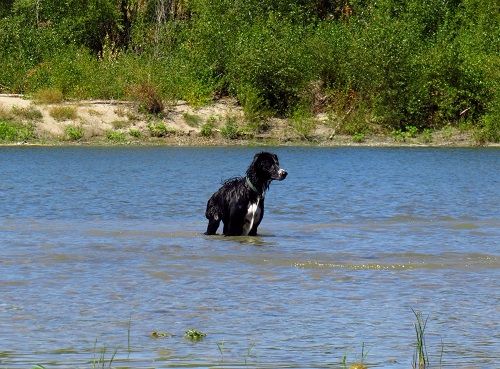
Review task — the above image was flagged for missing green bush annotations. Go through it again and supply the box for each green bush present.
[0,120,36,141]
[200,118,215,137]
[65,124,84,141]
[128,128,142,138]
[106,130,126,142]
[290,107,316,139]
[148,121,175,137]
[220,116,240,139]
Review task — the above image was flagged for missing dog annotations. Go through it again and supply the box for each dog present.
[205,152,287,236]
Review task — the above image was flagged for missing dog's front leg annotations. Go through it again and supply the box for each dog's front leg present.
[248,200,264,236]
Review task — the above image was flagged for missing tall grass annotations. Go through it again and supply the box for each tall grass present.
[412,308,429,369]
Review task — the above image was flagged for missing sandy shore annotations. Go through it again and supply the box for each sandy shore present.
[0,94,495,147]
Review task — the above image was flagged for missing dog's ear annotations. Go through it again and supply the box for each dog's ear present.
[253,152,264,160]
[251,152,266,165]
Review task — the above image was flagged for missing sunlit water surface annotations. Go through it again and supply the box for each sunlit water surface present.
[1,147,499,369]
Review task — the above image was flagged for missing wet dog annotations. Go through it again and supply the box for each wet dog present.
[205,152,287,236]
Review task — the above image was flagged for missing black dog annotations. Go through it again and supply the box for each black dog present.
[205,152,287,236]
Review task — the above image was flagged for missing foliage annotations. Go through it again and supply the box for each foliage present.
[290,107,316,139]
[220,116,241,139]
[32,88,64,104]
[182,112,202,127]
[128,128,142,138]
[412,309,429,369]
[11,105,43,121]
[148,120,175,137]
[392,125,419,142]
[200,117,216,137]
[184,329,206,342]
[0,119,35,141]
[0,0,498,140]
[50,106,77,121]
[65,124,84,140]
[128,82,164,115]
[106,130,126,142]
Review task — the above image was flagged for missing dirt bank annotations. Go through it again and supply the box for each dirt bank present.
[0,94,494,147]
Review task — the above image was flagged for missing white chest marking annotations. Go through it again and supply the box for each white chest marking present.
[242,199,261,236]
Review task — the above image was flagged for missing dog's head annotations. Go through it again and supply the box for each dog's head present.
[248,152,287,181]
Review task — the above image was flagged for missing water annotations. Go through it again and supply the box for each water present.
[0,146,499,369]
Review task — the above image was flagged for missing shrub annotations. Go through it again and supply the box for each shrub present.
[11,105,43,121]
[65,125,84,141]
[226,17,316,116]
[33,88,64,104]
[220,116,240,139]
[128,128,142,138]
[50,106,77,121]
[474,114,500,144]
[420,129,433,144]
[128,83,164,115]
[290,108,316,139]
[0,120,36,141]
[148,121,175,137]
[200,119,215,137]
[106,130,126,142]
[0,106,13,120]
[352,132,366,143]
[183,112,202,127]
[111,120,130,129]
[392,125,420,142]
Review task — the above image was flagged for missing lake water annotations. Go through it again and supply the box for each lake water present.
[0,146,499,369]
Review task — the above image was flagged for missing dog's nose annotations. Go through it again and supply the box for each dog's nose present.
[279,169,287,180]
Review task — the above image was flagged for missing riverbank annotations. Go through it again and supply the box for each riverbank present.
[0,94,497,147]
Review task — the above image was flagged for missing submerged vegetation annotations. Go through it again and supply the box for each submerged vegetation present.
[0,1,498,142]
[26,310,438,368]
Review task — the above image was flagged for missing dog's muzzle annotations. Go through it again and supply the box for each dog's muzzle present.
[277,168,287,180]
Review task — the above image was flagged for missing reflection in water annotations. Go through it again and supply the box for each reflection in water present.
[0,147,499,368]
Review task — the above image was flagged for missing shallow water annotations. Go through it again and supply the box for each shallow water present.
[0,146,499,369]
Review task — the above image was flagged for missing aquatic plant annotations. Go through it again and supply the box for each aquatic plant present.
[244,341,256,365]
[150,330,172,339]
[91,340,117,369]
[342,342,369,369]
[184,329,206,342]
[216,340,225,361]
[412,308,429,369]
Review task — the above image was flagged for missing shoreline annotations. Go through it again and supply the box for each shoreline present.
[1,94,498,148]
